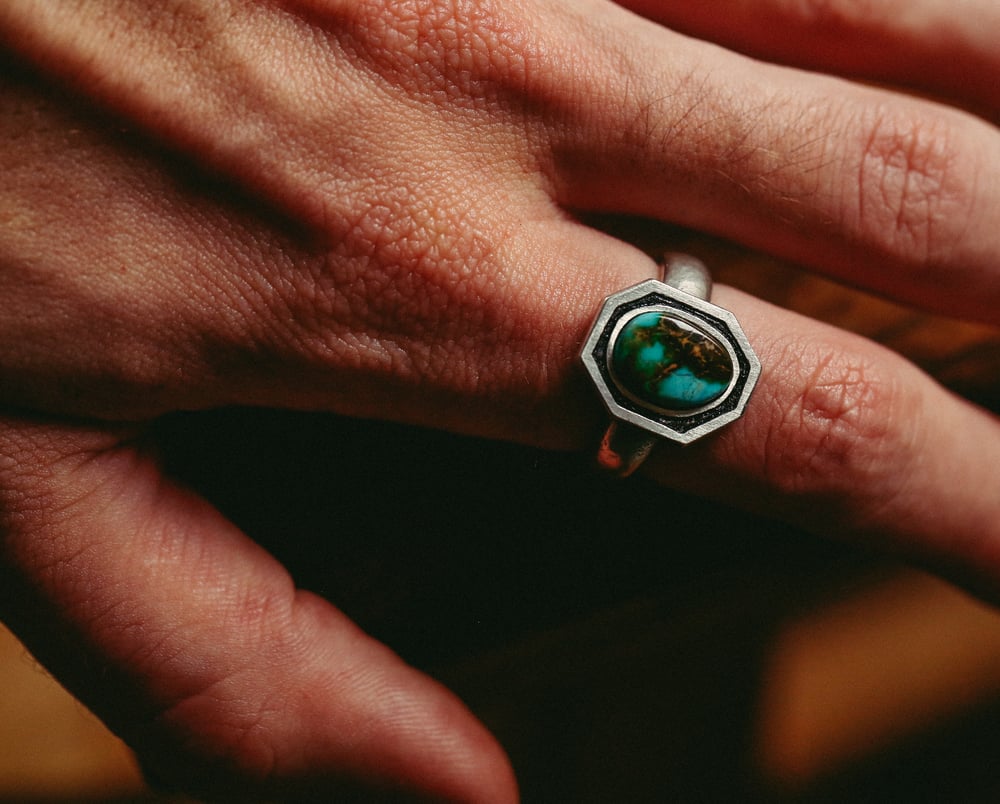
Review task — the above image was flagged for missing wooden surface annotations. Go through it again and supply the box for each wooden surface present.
[0,621,150,802]
[7,569,1000,802]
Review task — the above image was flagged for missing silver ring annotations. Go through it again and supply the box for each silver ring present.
[580,253,761,476]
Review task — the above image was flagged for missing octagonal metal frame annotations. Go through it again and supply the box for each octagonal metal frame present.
[580,279,761,445]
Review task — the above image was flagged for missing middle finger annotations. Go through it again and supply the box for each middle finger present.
[548,2,1000,323]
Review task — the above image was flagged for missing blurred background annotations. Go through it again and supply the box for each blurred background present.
[8,559,1000,802]
[1,236,999,803]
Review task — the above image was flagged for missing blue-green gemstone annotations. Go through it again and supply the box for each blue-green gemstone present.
[611,311,733,411]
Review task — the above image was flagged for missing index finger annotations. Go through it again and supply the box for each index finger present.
[0,417,517,802]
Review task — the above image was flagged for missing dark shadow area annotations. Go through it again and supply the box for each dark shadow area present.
[153,408,842,665]
[776,695,1000,804]
[147,408,871,802]
[6,406,1000,800]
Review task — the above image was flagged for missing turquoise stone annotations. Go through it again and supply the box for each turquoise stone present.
[611,311,733,411]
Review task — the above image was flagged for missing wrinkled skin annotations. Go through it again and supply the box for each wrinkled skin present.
[1,0,999,800]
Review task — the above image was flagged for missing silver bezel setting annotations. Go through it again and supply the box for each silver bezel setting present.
[580,279,760,445]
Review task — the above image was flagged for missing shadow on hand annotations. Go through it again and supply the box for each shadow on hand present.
[151,408,855,801]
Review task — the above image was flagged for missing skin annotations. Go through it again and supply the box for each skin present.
[0,0,998,799]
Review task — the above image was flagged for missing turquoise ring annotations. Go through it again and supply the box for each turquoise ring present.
[581,254,760,476]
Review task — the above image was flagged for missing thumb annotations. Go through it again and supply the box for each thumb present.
[0,414,517,802]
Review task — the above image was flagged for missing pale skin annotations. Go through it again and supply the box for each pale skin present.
[0,0,999,800]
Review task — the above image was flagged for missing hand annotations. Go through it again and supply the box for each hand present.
[0,0,998,800]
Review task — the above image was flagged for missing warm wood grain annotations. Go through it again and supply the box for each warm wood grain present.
[0,623,146,800]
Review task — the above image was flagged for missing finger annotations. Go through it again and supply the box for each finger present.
[0,418,517,802]
[550,7,1000,323]
[617,0,1000,117]
[643,286,1000,599]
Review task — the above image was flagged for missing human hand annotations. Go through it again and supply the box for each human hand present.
[0,0,998,800]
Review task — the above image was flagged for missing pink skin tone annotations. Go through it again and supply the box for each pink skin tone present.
[0,0,999,799]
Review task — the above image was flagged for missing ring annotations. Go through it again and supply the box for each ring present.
[580,253,761,476]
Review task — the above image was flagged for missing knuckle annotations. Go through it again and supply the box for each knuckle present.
[341,183,494,284]
[343,0,534,100]
[267,179,510,395]
[757,339,916,503]
[329,191,497,333]
[853,106,976,264]
[143,600,306,792]
[157,686,280,783]
[142,691,281,798]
